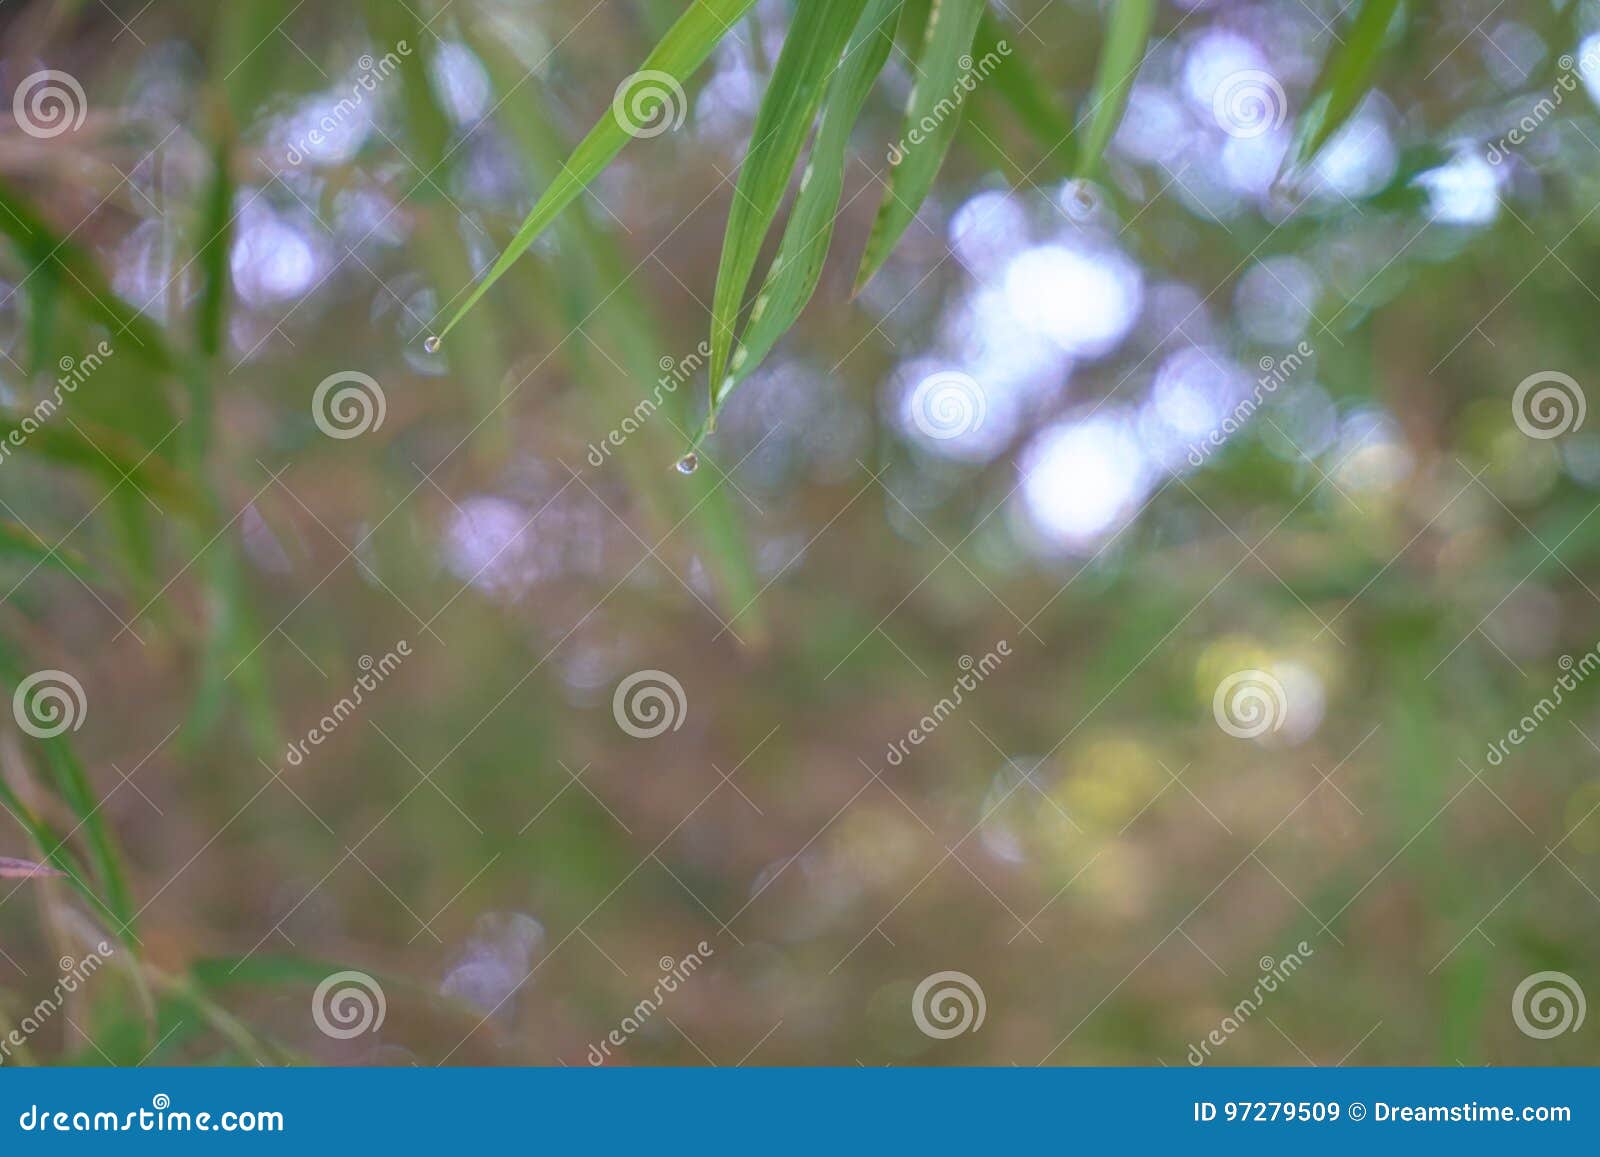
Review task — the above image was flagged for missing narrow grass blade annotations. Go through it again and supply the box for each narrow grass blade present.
[972,9,1076,175]
[1074,0,1155,179]
[0,639,138,934]
[0,181,178,380]
[186,133,234,468]
[0,775,90,887]
[853,0,985,293]
[0,520,94,579]
[0,410,200,517]
[1279,0,1403,182]
[470,28,765,636]
[706,0,872,400]
[705,0,899,422]
[430,0,761,346]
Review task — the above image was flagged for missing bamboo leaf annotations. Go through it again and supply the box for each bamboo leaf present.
[706,0,899,422]
[1279,0,1404,182]
[0,181,179,381]
[853,0,985,293]
[186,133,234,468]
[0,410,201,519]
[469,27,766,637]
[0,519,95,580]
[972,8,1075,175]
[430,0,761,346]
[706,0,873,402]
[0,638,137,934]
[1074,0,1155,179]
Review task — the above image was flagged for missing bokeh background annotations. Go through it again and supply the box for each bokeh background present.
[1,0,1599,1066]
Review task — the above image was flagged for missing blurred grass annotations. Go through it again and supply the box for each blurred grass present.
[0,0,1595,1068]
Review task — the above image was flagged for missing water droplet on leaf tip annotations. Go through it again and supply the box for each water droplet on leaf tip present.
[424,336,442,353]
[675,452,699,476]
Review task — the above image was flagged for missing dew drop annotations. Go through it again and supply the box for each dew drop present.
[424,336,442,353]
[675,452,700,476]
[1063,179,1099,220]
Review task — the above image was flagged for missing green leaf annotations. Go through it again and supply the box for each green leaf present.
[1074,0,1155,179]
[706,0,873,401]
[0,180,179,380]
[0,519,94,580]
[469,27,766,637]
[186,133,234,467]
[705,0,899,423]
[0,637,138,935]
[0,409,201,519]
[431,0,761,346]
[853,0,985,293]
[972,8,1075,176]
[1279,0,1404,182]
